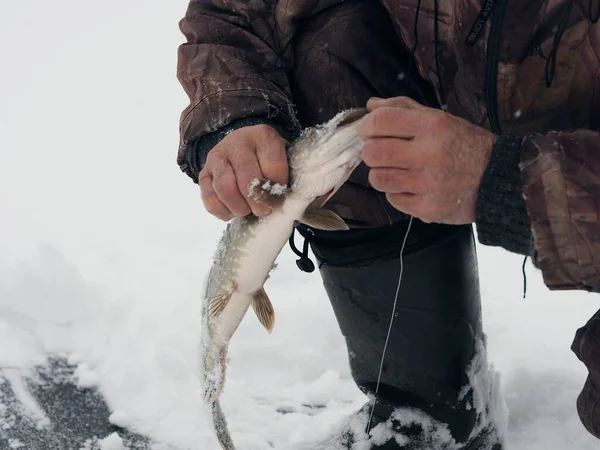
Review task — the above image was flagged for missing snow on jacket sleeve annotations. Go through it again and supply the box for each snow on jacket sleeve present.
[176,0,298,180]
[519,129,600,293]
[176,0,348,180]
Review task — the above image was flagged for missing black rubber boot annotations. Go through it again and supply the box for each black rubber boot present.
[299,220,504,449]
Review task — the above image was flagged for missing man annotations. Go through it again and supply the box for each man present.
[176,0,600,448]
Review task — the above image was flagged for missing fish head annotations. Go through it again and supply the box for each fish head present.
[288,108,367,199]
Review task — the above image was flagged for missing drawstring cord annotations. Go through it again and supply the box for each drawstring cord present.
[289,227,315,273]
[545,0,573,87]
[590,0,600,23]
[522,255,528,299]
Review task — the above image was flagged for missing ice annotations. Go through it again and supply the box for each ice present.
[0,1,599,449]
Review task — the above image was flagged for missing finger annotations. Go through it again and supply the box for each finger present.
[362,137,419,169]
[385,192,423,218]
[255,128,289,186]
[359,107,425,140]
[199,170,234,221]
[368,168,424,194]
[228,152,271,216]
[367,96,427,111]
[212,162,252,217]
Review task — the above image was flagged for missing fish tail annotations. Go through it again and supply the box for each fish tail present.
[212,400,236,449]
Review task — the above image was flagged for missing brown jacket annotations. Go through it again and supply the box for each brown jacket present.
[177,0,600,291]
[176,0,600,438]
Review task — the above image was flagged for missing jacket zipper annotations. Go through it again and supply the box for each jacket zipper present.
[484,0,508,134]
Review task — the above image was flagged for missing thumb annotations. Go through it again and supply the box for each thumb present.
[367,96,426,111]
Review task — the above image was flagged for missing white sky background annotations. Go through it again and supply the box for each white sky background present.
[0,0,201,290]
[1,2,600,449]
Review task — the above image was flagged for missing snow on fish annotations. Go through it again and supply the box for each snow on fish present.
[199,108,368,449]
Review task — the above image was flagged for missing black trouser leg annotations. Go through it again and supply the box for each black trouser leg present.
[305,221,502,449]
[291,1,502,448]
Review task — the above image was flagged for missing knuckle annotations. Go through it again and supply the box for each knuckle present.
[205,150,226,167]
[361,109,383,136]
[221,134,252,156]
[216,179,239,198]
[370,108,386,130]
[255,124,281,143]
[203,197,222,215]
[198,168,211,182]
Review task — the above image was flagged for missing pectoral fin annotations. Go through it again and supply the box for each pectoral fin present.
[248,178,288,209]
[299,207,349,231]
[251,287,275,333]
[209,290,233,320]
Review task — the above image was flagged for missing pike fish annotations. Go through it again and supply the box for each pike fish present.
[200,108,368,449]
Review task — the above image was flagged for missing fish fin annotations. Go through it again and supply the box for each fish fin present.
[309,187,340,209]
[247,178,288,209]
[300,207,349,231]
[209,291,233,320]
[251,287,275,334]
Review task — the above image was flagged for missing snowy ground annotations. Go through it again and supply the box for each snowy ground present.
[1,1,600,449]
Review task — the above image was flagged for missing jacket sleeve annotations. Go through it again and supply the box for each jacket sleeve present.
[176,0,333,180]
[519,129,600,292]
[176,1,301,180]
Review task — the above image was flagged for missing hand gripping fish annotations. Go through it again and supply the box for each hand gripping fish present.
[200,108,367,449]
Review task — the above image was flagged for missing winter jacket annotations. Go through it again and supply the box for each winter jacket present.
[176,0,600,438]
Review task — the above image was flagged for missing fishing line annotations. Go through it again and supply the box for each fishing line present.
[366,0,422,435]
[366,215,414,434]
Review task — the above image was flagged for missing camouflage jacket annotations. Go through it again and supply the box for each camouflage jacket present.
[176,0,600,438]
[177,0,600,292]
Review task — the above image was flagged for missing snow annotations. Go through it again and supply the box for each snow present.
[9,439,25,449]
[1,1,599,449]
[109,411,133,429]
[99,433,128,450]
[74,362,101,389]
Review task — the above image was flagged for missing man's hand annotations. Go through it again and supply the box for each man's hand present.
[199,125,288,221]
[359,97,497,225]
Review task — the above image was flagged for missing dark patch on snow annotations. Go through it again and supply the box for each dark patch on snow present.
[0,357,174,450]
